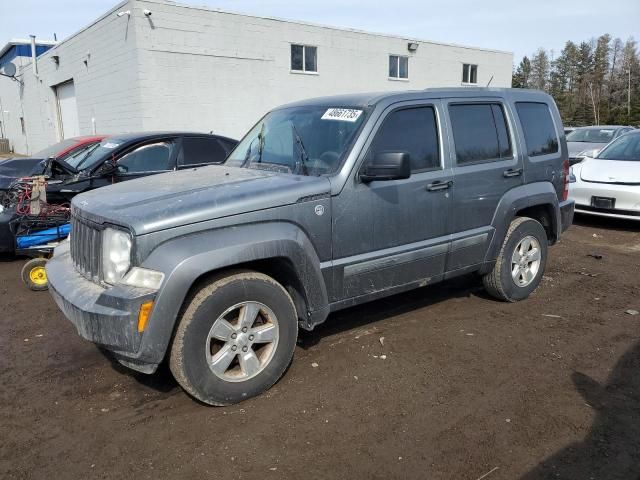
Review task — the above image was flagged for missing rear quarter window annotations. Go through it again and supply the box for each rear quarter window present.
[180,137,229,166]
[515,102,559,157]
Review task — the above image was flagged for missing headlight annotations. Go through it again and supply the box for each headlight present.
[122,267,164,289]
[102,227,132,284]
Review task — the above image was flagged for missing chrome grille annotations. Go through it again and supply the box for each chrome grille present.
[70,214,102,283]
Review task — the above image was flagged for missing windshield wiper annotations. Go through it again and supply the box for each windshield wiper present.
[291,124,309,176]
[73,144,101,170]
[240,123,265,168]
[257,123,266,164]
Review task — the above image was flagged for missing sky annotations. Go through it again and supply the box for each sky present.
[1,0,638,63]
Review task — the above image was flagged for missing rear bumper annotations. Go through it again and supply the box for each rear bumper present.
[46,242,160,373]
[559,199,575,234]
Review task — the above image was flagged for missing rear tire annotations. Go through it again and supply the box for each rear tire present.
[483,217,548,302]
[21,258,49,291]
[170,270,298,406]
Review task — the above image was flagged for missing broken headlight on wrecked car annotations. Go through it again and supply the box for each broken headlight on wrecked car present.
[102,227,132,284]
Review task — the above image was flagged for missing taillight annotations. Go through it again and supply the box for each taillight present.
[562,158,570,201]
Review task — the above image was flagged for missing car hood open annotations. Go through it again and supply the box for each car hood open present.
[72,165,331,235]
[0,158,45,181]
[579,159,640,185]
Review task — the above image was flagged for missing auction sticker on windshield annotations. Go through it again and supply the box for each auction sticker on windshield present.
[321,108,363,122]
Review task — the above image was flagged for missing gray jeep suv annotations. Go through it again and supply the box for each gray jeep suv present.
[47,88,574,405]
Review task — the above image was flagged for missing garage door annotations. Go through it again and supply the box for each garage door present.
[55,81,79,139]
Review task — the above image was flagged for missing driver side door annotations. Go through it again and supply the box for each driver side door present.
[330,101,453,302]
[113,140,178,182]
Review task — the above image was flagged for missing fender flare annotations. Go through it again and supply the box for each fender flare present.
[136,222,329,364]
[481,182,560,272]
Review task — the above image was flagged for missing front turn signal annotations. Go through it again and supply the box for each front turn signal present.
[137,301,154,333]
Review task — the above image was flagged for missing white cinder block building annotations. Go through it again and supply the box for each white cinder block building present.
[0,0,513,154]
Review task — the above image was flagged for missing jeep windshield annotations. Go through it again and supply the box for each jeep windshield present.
[226,106,367,176]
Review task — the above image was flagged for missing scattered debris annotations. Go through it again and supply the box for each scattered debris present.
[380,355,387,360]
[578,272,600,278]
[625,309,639,316]
[23,338,29,342]
[311,362,319,368]
[592,233,601,238]
[35,334,43,338]
[353,376,358,381]
[269,467,277,471]
[379,336,385,347]
[100,408,109,413]
[587,253,603,259]
[505,418,511,423]
[542,314,562,318]
[476,466,499,480]
[398,456,403,461]
[466,333,475,336]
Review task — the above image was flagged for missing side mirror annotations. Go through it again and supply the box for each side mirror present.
[98,159,118,175]
[360,152,411,182]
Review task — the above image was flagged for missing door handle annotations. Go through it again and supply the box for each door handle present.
[426,180,453,191]
[503,168,523,178]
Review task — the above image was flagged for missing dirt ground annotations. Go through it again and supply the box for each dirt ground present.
[1,214,639,480]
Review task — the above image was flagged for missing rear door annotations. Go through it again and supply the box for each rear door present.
[445,99,523,271]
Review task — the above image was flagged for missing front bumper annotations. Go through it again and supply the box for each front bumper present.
[47,242,160,372]
[570,181,640,221]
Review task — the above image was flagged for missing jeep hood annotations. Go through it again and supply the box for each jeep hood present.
[72,165,331,235]
[579,159,640,184]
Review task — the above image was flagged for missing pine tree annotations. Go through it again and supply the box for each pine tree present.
[530,49,550,91]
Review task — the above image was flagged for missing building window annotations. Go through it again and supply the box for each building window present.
[389,55,409,79]
[291,44,317,73]
[462,64,478,84]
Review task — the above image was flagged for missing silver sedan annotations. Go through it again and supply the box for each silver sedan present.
[569,130,640,221]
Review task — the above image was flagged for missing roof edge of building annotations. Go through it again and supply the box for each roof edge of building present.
[144,0,513,56]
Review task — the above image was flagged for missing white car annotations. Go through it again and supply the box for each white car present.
[569,130,640,220]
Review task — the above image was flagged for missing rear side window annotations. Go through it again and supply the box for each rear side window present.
[449,103,512,165]
[368,106,440,172]
[180,137,228,166]
[515,102,559,157]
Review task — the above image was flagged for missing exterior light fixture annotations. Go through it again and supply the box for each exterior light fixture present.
[408,42,419,52]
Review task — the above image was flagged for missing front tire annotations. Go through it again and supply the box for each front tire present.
[483,217,548,302]
[170,271,298,406]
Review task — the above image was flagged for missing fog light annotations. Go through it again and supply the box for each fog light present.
[138,301,154,333]
[122,267,164,289]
